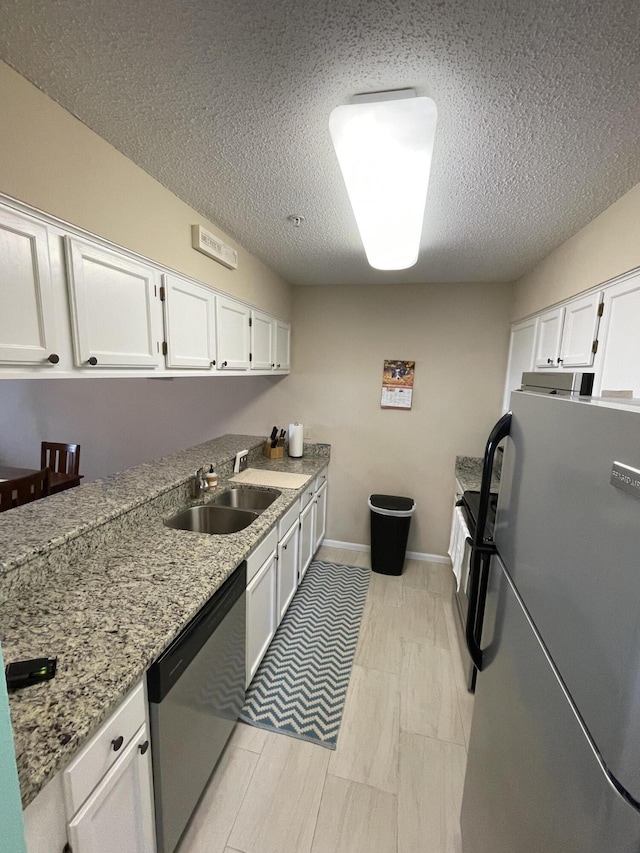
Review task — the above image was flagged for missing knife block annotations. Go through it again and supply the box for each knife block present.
[263,440,284,459]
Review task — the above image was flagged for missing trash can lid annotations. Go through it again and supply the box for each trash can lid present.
[368,494,416,517]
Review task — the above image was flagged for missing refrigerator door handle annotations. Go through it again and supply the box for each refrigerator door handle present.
[465,411,512,671]
[474,411,512,550]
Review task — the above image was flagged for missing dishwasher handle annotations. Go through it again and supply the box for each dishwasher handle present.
[147,561,246,703]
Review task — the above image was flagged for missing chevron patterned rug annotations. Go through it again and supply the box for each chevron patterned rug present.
[239,560,370,748]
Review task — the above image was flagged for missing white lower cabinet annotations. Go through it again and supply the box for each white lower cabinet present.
[277,519,299,624]
[58,681,155,853]
[67,724,155,853]
[246,538,278,688]
[313,481,327,552]
[298,498,316,584]
[23,771,68,853]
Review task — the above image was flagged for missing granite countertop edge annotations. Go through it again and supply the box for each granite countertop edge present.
[454,454,501,493]
[0,435,330,807]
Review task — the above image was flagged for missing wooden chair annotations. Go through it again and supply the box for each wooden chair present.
[41,442,82,494]
[0,468,50,513]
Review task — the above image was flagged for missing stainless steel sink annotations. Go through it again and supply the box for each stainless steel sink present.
[212,487,280,511]
[165,504,258,534]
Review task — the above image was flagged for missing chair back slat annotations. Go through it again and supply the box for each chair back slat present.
[41,442,81,476]
[0,468,50,513]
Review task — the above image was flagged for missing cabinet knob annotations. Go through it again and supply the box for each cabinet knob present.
[271,363,275,368]
[277,363,281,368]
[283,543,287,550]
[222,360,228,367]
[557,357,563,364]
[211,359,216,366]
[546,358,553,364]
[47,353,60,364]
[138,740,150,755]
[87,357,98,366]
[111,735,124,752]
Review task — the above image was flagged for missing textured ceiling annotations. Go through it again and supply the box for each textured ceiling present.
[0,0,639,285]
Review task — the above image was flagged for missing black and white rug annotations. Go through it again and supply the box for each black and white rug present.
[239,560,370,749]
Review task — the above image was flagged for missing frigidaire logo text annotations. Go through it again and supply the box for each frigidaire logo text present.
[611,470,640,488]
[610,462,640,499]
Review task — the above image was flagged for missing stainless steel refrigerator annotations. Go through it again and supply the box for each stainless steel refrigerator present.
[461,389,640,852]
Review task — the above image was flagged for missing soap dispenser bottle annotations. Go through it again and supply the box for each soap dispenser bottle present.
[205,464,218,491]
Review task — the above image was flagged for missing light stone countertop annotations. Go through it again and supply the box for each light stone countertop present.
[0,435,329,807]
[455,454,502,494]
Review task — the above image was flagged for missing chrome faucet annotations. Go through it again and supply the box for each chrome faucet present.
[193,466,207,500]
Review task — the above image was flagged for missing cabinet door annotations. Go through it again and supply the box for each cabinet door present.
[216,296,250,370]
[246,550,277,686]
[502,317,536,412]
[162,274,216,369]
[277,520,299,624]
[250,309,274,371]
[559,292,602,368]
[314,481,327,553]
[298,499,316,584]
[534,307,565,369]
[0,207,59,365]
[596,273,640,397]
[65,237,161,368]
[67,724,155,853]
[274,320,291,371]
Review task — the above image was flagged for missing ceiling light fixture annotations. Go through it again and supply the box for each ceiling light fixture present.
[329,89,437,271]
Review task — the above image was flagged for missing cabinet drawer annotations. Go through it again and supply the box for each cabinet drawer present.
[314,469,328,494]
[278,498,301,540]
[246,526,278,583]
[63,681,146,816]
[300,479,316,509]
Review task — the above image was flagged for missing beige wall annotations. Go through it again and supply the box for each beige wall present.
[512,183,640,320]
[0,60,291,319]
[251,283,513,557]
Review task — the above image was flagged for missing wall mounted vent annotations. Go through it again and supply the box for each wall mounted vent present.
[191,225,238,270]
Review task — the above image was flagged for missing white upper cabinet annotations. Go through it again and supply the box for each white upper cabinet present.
[533,294,602,371]
[558,292,602,368]
[250,309,274,370]
[0,198,290,377]
[503,317,537,411]
[534,306,565,369]
[162,274,216,369]
[216,295,250,370]
[274,320,291,371]
[65,237,162,368]
[595,273,640,397]
[0,207,59,365]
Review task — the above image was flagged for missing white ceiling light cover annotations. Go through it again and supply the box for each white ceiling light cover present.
[329,92,438,271]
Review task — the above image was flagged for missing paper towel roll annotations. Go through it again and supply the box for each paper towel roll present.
[288,422,304,457]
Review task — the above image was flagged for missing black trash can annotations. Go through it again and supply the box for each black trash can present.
[368,494,416,575]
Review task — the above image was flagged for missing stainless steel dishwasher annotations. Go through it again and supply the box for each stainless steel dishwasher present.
[147,562,246,853]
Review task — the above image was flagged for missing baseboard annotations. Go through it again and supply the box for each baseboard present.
[322,539,450,565]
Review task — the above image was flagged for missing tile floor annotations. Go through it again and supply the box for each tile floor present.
[177,546,473,853]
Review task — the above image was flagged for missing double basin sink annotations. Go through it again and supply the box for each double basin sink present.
[165,487,281,535]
